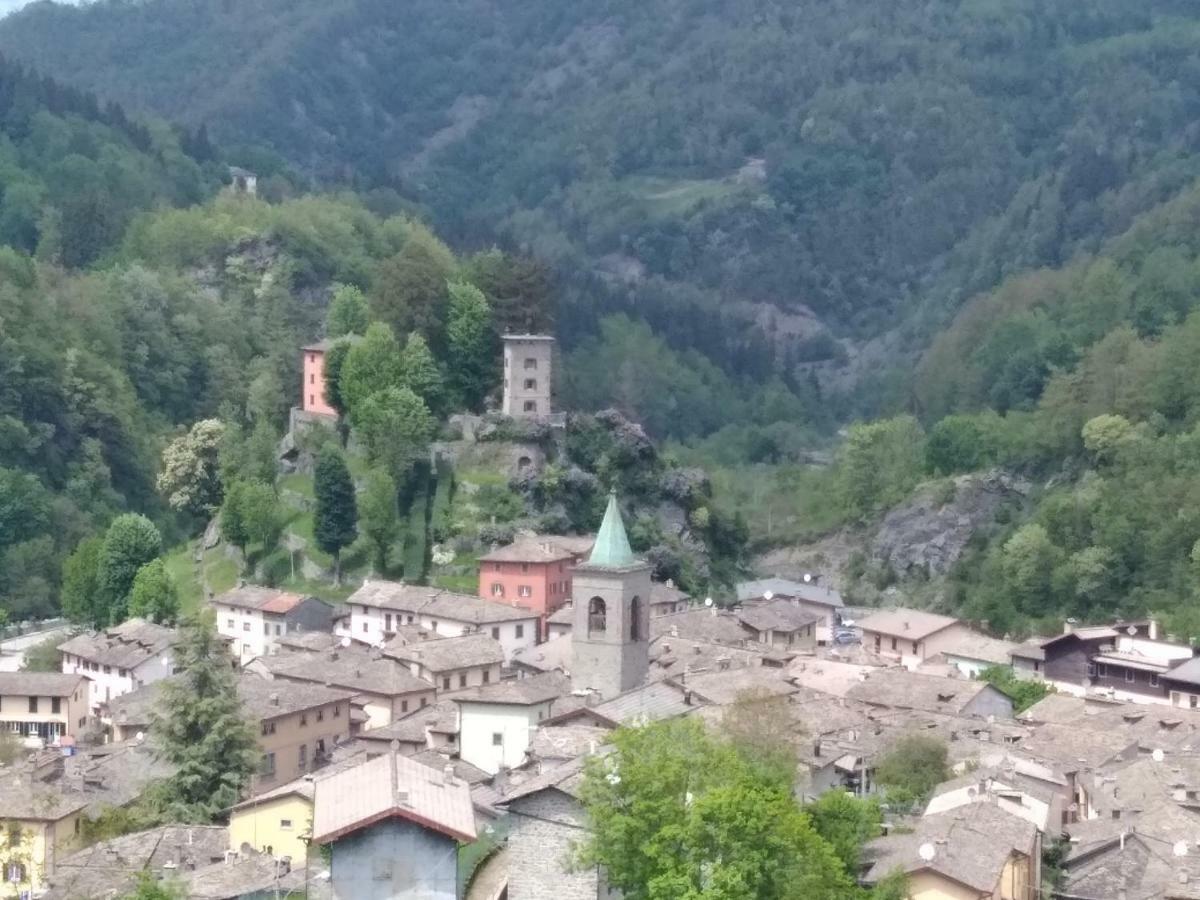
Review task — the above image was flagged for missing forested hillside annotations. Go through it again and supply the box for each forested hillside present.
[9,0,1200,424]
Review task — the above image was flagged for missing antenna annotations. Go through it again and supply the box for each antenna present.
[918,843,936,862]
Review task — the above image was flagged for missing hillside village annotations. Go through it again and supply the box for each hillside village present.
[3,342,1200,900]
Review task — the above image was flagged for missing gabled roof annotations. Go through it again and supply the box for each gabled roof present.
[479,538,575,564]
[311,751,476,845]
[58,618,177,669]
[650,607,753,646]
[736,577,843,608]
[735,598,819,634]
[453,671,569,707]
[347,580,537,622]
[857,608,961,641]
[843,669,1009,716]
[383,632,505,673]
[211,584,316,614]
[0,672,89,697]
[236,673,352,720]
[257,649,434,697]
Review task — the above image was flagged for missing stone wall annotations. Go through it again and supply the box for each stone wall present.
[506,790,611,900]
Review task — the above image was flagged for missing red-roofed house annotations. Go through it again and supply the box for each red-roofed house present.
[211,585,334,664]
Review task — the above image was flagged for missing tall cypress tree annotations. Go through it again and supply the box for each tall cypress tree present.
[314,446,357,584]
[152,611,258,822]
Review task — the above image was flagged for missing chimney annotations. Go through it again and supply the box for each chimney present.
[683,689,693,706]
[1064,618,1078,635]
[443,763,456,782]
[903,621,910,631]
[1150,619,1160,641]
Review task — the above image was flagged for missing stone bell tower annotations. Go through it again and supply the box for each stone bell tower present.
[571,492,651,699]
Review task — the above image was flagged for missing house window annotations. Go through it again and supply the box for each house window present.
[317,709,324,722]
[890,638,897,651]
[524,358,537,370]
[1192,695,1199,709]
[1087,662,1097,677]
[516,624,524,639]
[275,624,281,636]
[630,596,642,641]
[431,621,438,632]
[334,705,341,717]
[523,401,537,413]
[309,373,315,385]
[298,744,307,768]
[524,378,537,390]
[401,700,409,713]
[420,697,428,708]
[521,563,530,574]
[491,583,504,597]
[263,624,269,636]
[243,643,251,655]
[261,722,276,736]
[1033,660,1041,673]
[309,395,315,407]
[261,753,276,776]
[385,614,392,631]
[227,619,235,629]
[300,713,308,726]
[5,864,26,884]
[243,622,250,632]
[519,585,532,598]
[280,819,294,831]
[588,597,607,636]
[1150,673,1161,687]
[1125,669,1136,684]
[28,697,37,714]
[118,668,127,677]
[492,732,503,746]
[443,676,451,690]
[1097,664,1108,677]
[103,665,112,675]
[482,670,491,684]
[491,627,500,639]
[51,698,60,714]
[407,615,414,624]
[911,642,919,655]
[459,673,468,688]
[362,621,368,633]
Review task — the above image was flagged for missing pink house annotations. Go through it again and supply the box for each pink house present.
[478,537,592,640]
[301,340,336,417]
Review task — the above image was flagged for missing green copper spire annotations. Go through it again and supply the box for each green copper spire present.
[587,491,637,568]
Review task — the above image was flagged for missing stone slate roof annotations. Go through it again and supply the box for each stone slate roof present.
[43,825,229,900]
[186,851,299,899]
[236,673,352,720]
[856,607,961,641]
[547,605,575,625]
[0,671,89,697]
[1165,655,1200,687]
[409,750,492,785]
[0,775,87,821]
[479,538,575,564]
[105,679,167,728]
[311,751,476,845]
[510,634,573,675]
[62,739,177,815]
[843,669,1008,717]
[735,598,819,634]
[863,803,1037,892]
[211,584,318,614]
[736,577,843,608]
[383,632,505,673]
[358,700,459,745]
[650,607,753,646]
[930,630,1018,666]
[580,680,701,727]
[528,724,610,763]
[648,635,766,683]
[680,667,797,706]
[501,755,590,803]
[453,671,569,707]
[650,580,690,606]
[257,648,433,696]
[58,618,176,669]
[348,580,537,623]
[275,630,339,653]
[788,658,887,698]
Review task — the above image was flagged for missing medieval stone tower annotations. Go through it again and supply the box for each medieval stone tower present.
[501,334,554,418]
[571,493,651,699]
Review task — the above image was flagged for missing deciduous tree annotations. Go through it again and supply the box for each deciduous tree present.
[156,419,226,518]
[446,280,494,410]
[359,468,399,574]
[128,559,180,624]
[61,536,103,627]
[352,387,435,482]
[98,514,163,625]
[327,283,370,337]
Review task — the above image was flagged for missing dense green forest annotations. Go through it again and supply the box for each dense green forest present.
[11,0,1200,429]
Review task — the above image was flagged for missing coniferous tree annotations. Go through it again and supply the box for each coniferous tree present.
[313,447,357,584]
[219,480,250,560]
[152,610,258,822]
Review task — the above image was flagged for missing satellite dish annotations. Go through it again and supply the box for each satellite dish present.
[763,591,774,601]
[966,786,978,798]
[135,731,145,743]
[803,573,813,583]
[1176,841,1190,857]
[704,597,713,608]
[1153,748,1166,763]
[340,636,351,648]
[1127,625,1138,636]
[918,843,937,862]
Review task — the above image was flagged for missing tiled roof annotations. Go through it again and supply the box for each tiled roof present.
[844,669,1007,716]
[857,608,961,641]
[650,607,752,646]
[510,634,573,674]
[0,672,89,697]
[736,577,843,608]
[358,700,459,745]
[680,667,797,706]
[58,618,177,669]
[258,648,433,696]
[237,673,353,720]
[863,803,1037,892]
[211,584,308,613]
[502,755,590,803]
[348,580,538,623]
[43,825,229,900]
[384,632,504,673]
[735,598,819,634]
[311,751,476,844]
[479,538,575,564]
[453,671,569,707]
[0,775,88,820]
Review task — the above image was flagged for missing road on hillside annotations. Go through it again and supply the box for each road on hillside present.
[0,626,69,672]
